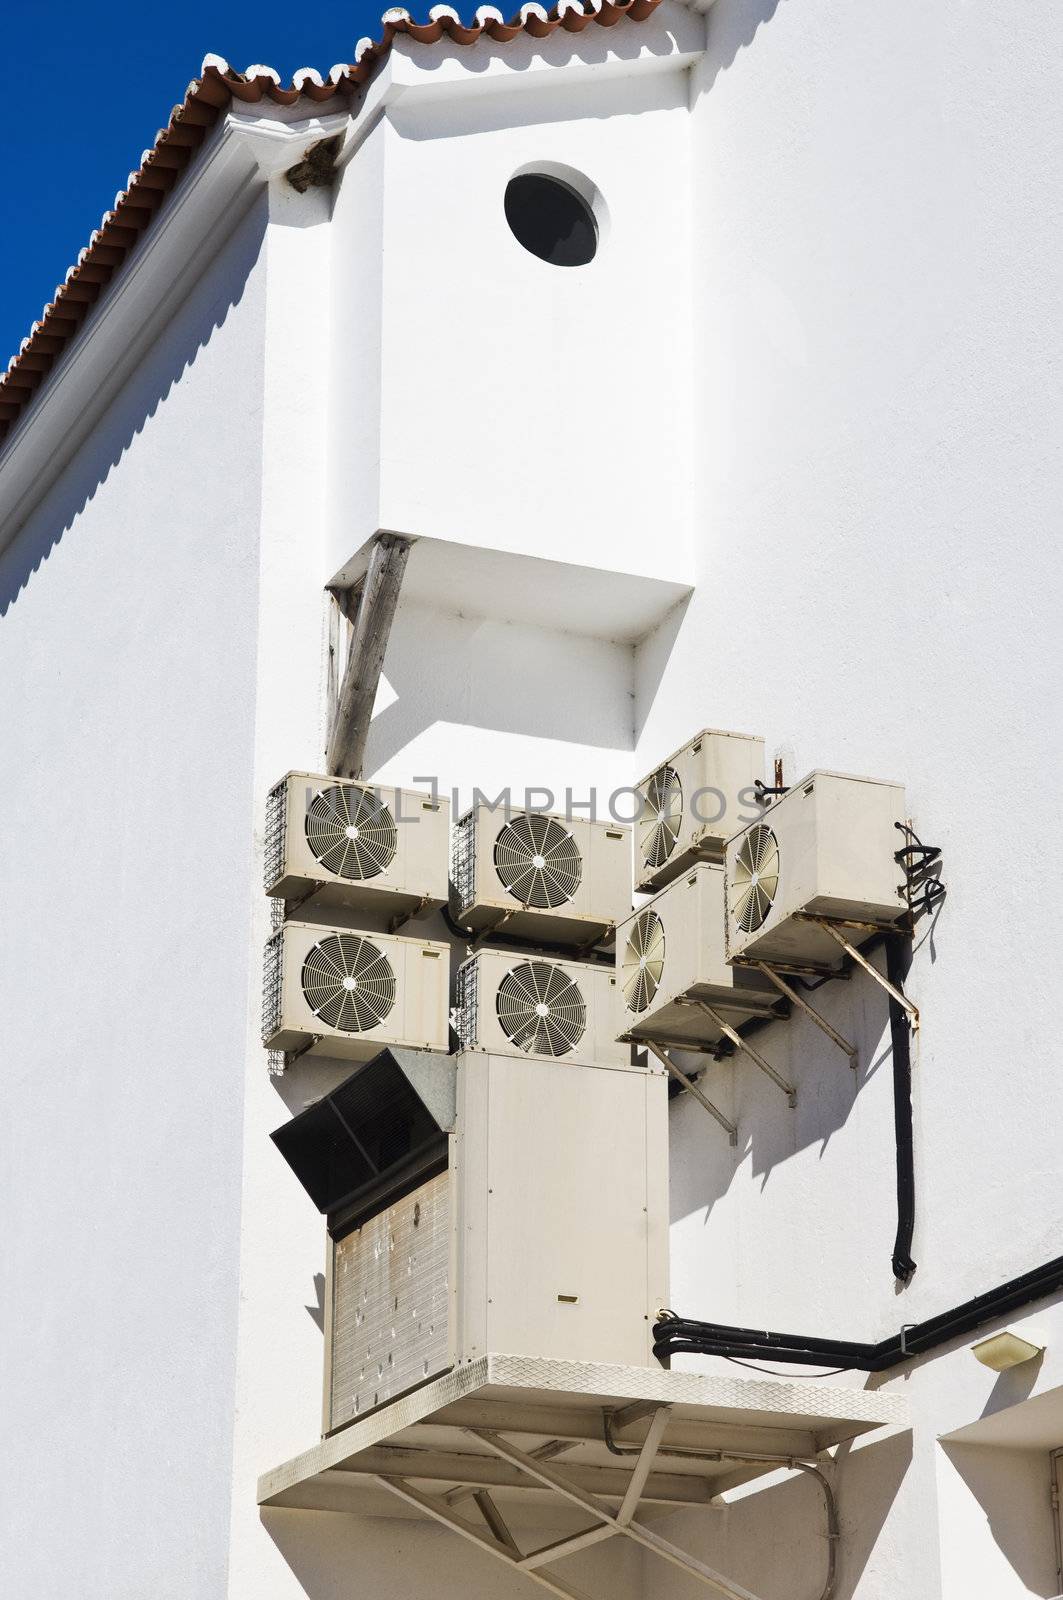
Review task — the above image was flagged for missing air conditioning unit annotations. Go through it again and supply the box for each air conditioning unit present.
[264,772,449,916]
[451,807,630,946]
[455,949,630,1070]
[725,771,907,968]
[615,865,780,1048]
[635,729,765,894]
[262,921,450,1060]
[271,1046,669,1430]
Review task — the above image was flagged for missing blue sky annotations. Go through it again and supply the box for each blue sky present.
[0,1,439,367]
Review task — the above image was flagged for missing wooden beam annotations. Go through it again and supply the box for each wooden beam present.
[326,534,412,779]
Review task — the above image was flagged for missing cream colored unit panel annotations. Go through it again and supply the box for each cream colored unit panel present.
[328,1170,453,1432]
[726,770,908,967]
[262,921,450,1060]
[636,728,765,892]
[458,1054,668,1370]
[265,772,450,915]
[455,949,632,1070]
[451,806,631,946]
[617,864,779,1047]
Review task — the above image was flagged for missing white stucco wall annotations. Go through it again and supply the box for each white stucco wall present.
[0,197,268,1599]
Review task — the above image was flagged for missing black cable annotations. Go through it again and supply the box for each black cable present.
[885,933,917,1282]
[653,1247,1063,1372]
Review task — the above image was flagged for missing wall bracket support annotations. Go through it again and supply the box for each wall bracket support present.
[684,1000,796,1107]
[802,917,919,1028]
[326,532,413,780]
[753,962,858,1065]
[642,1042,738,1144]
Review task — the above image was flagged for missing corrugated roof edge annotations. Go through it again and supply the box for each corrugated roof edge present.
[0,0,663,446]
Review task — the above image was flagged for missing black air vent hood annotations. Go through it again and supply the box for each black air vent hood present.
[271,1048,456,1221]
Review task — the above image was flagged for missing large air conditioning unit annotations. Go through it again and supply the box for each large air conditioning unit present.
[271,1046,669,1431]
[725,771,907,968]
[635,729,765,893]
[455,949,630,1070]
[264,772,449,916]
[615,866,780,1048]
[262,922,450,1060]
[451,807,630,946]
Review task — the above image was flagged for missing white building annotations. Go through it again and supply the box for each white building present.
[2,2,1062,1597]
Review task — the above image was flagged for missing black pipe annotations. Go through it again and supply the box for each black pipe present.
[653,1249,1063,1371]
[886,933,917,1282]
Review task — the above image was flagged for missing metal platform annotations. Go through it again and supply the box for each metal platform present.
[259,1354,907,1600]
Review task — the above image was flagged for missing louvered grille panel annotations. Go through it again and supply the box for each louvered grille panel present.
[450,810,477,918]
[329,1171,451,1431]
[454,957,479,1052]
[262,930,284,1043]
[264,779,288,891]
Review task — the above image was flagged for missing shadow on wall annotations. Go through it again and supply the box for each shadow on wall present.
[697,0,788,95]
[649,1429,911,1600]
[669,953,897,1234]
[0,197,267,620]
[263,1505,641,1600]
[364,598,655,781]
[940,1441,1060,1598]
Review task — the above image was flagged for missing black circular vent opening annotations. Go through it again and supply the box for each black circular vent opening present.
[504,173,598,267]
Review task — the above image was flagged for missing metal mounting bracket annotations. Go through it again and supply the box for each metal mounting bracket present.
[804,918,919,1028]
[642,1042,738,1145]
[388,895,433,935]
[753,963,858,1066]
[683,1000,796,1107]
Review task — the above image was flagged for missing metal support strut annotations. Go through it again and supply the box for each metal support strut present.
[685,1000,797,1107]
[809,918,919,1029]
[643,1042,738,1145]
[754,962,859,1065]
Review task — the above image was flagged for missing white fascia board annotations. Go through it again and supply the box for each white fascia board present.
[333,0,705,170]
[0,106,346,554]
[387,2,706,96]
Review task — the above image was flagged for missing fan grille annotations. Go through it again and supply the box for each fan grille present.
[622,909,666,1014]
[731,824,781,933]
[301,934,396,1033]
[496,961,587,1058]
[305,784,398,881]
[639,766,683,871]
[494,814,582,909]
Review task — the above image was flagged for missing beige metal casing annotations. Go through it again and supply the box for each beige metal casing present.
[264,771,450,915]
[635,728,765,893]
[616,865,780,1048]
[322,1052,669,1433]
[262,921,450,1060]
[451,806,631,945]
[455,1052,669,1371]
[725,770,908,967]
[455,949,631,1070]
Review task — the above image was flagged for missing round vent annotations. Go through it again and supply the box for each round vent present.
[639,766,683,871]
[301,934,396,1032]
[622,909,665,1014]
[493,814,582,909]
[731,824,780,933]
[305,784,397,881]
[496,961,587,1058]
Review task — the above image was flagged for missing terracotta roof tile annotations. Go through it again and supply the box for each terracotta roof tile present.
[0,0,662,446]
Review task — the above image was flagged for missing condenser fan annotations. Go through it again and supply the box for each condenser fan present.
[731,824,780,933]
[305,784,397,880]
[640,766,682,870]
[301,934,396,1032]
[493,815,582,909]
[622,909,665,1014]
[496,961,587,1057]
